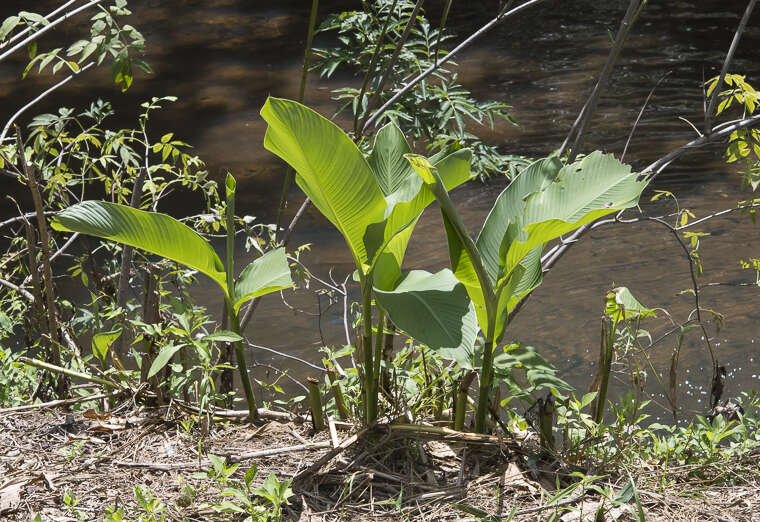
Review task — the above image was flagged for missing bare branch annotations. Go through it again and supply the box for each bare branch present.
[704,0,758,135]
[559,0,646,161]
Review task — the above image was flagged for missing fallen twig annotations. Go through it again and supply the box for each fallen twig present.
[0,390,126,414]
[18,356,124,390]
[112,441,331,470]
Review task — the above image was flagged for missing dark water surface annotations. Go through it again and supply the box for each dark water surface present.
[2,1,759,419]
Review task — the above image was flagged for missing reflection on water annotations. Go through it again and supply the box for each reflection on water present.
[2,0,758,417]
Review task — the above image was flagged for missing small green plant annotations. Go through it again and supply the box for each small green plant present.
[133,485,166,522]
[408,152,648,432]
[62,489,86,521]
[251,472,294,521]
[51,173,293,419]
[194,454,240,486]
[210,464,293,522]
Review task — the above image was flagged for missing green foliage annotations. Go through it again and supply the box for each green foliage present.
[262,96,475,423]
[2,1,152,91]
[51,174,294,418]
[0,347,37,407]
[313,0,529,179]
[205,463,294,522]
[410,150,648,432]
[706,73,760,190]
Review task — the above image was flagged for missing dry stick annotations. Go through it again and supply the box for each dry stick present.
[0,390,126,414]
[363,0,549,131]
[356,0,425,137]
[383,423,510,445]
[18,131,66,396]
[274,0,320,238]
[704,0,757,135]
[19,356,122,390]
[559,0,645,161]
[174,400,305,423]
[112,442,332,471]
[293,426,369,484]
[621,71,672,162]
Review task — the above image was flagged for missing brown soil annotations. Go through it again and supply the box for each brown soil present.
[1,405,758,521]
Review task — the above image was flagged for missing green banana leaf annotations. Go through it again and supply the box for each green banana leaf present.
[51,200,228,293]
[371,126,472,289]
[233,247,294,313]
[503,151,647,276]
[261,97,387,270]
[409,150,648,341]
[374,269,477,355]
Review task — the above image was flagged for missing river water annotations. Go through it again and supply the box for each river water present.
[2,0,759,419]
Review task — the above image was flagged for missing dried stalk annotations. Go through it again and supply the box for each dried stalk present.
[17,130,66,396]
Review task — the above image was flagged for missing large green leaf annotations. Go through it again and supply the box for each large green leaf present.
[374,269,477,355]
[261,97,387,269]
[147,343,184,379]
[51,200,227,292]
[233,247,294,313]
[373,149,473,290]
[404,153,488,330]
[477,157,562,286]
[504,151,647,275]
[368,122,418,202]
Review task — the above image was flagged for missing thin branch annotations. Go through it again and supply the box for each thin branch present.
[704,0,757,135]
[0,0,104,66]
[559,0,645,161]
[0,276,34,301]
[246,341,327,373]
[621,71,671,162]
[0,0,80,50]
[0,62,95,145]
[274,0,320,238]
[353,0,399,136]
[362,0,549,131]
[0,211,52,229]
[641,112,760,180]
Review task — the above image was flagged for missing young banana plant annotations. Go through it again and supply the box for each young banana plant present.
[408,152,649,433]
[261,97,477,424]
[51,174,293,420]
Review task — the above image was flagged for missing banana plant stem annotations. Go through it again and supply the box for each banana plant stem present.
[225,175,259,421]
[424,166,498,433]
[360,275,377,424]
[474,338,495,433]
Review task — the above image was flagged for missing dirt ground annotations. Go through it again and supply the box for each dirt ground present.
[1,403,758,521]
